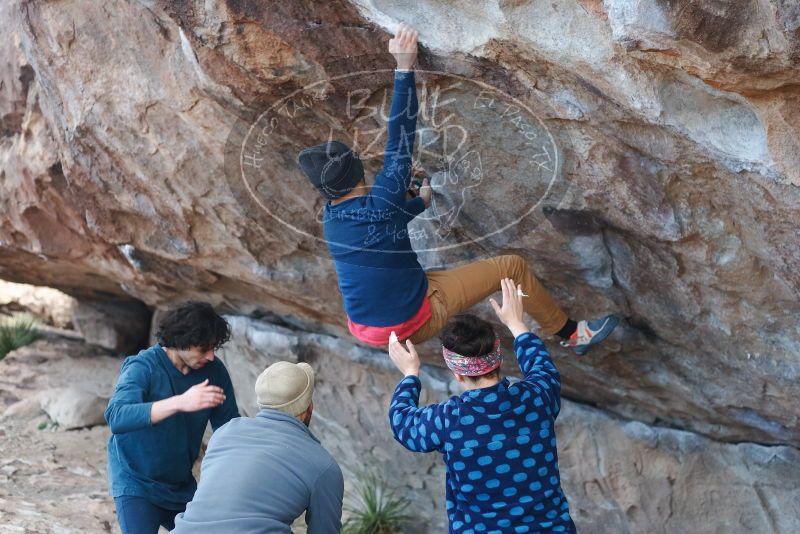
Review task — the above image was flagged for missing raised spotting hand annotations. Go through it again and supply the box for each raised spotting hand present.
[490,278,529,338]
[388,330,422,377]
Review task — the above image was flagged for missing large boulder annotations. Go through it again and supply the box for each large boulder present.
[0,338,121,419]
[559,402,800,533]
[1,0,799,529]
[39,387,108,430]
[0,0,796,448]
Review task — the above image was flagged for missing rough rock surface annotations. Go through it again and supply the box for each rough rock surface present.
[1,0,798,449]
[0,279,76,328]
[220,315,800,533]
[72,299,152,354]
[560,403,800,534]
[0,337,122,533]
[0,338,119,409]
[1,0,799,530]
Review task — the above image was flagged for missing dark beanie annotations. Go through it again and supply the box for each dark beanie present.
[297,141,364,200]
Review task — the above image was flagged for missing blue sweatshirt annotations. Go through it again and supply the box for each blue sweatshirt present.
[389,333,577,534]
[171,410,344,534]
[105,344,239,510]
[323,70,428,327]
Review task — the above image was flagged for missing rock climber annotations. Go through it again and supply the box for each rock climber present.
[104,301,240,534]
[387,278,577,533]
[297,23,617,352]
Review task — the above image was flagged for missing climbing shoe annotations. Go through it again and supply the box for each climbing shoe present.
[559,314,619,355]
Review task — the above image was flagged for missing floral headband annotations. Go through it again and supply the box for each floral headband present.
[442,337,503,376]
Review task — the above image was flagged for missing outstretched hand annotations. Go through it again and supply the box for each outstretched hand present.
[389,23,419,70]
[388,332,421,377]
[489,278,529,338]
[178,379,226,412]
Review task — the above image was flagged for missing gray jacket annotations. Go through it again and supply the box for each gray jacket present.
[172,409,344,534]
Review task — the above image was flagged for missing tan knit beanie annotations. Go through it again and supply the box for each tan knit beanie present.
[255,361,315,416]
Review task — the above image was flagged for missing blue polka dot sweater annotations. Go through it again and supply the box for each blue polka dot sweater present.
[389,332,577,534]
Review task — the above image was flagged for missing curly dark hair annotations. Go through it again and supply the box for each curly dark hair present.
[440,314,500,380]
[155,301,231,351]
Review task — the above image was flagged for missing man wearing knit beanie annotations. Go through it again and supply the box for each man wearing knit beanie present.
[172,361,344,534]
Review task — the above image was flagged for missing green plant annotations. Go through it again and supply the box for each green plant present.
[0,313,40,361]
[37,420,59,431]
[342,473,411,534]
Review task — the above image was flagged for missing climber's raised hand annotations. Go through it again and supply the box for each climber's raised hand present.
[389,23,418,71]
[406,178,432,207]
[408,167,432,207]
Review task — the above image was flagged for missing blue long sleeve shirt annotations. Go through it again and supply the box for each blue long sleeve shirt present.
[105,344,239,509]
[171,409,344,534]
[323,70,428,327]
[389,333,577,534]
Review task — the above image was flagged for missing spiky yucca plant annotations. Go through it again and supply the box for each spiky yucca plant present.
[0,313,40,361]
[342,473,411,534]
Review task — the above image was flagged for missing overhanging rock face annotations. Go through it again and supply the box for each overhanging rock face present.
[1,0,799,452]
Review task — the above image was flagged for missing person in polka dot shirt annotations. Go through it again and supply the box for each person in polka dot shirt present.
[387,278,576,533]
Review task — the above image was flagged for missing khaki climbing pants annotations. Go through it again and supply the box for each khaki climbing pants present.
[408,254,569,344]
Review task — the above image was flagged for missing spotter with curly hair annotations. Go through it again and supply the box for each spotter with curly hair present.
[104,301,240,534]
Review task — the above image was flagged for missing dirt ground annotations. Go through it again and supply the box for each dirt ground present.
[0,335,122,533]
[0,419,118,533]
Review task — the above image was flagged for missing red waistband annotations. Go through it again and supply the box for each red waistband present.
[347,296,432,346]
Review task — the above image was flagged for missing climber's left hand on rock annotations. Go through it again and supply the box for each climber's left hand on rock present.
[390,23,418,71]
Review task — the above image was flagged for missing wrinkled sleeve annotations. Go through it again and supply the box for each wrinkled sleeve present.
[104,359,153,434]
[371,71,418,209]
[514,332,562,416]
[388,376,448,453]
